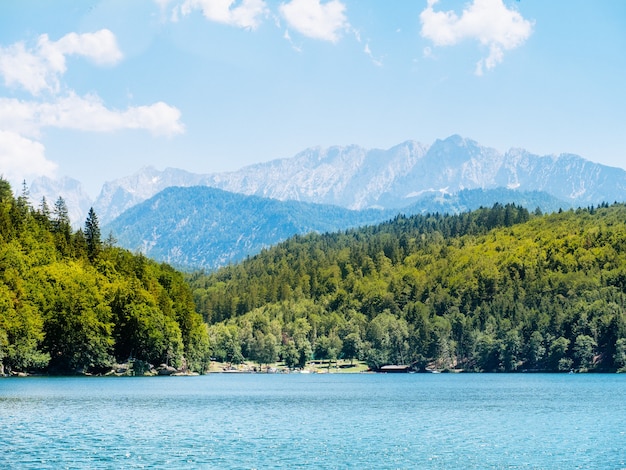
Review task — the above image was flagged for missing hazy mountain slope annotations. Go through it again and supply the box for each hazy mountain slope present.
[376,135,504,208]
[93,167,213,224]
[203,140,430,209]
[496,149,626,203]
[103,186,395,270]
[29,176,93,229]
[105,185,566,271]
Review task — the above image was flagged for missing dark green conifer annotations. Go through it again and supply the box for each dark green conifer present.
[84,207,101,261]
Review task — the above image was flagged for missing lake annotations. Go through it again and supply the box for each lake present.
[1,373,625,469]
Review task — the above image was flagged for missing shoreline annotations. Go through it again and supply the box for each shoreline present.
[4,359,623,377]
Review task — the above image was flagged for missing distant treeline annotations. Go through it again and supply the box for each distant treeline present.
[189,202,626,372]
[0,180,210,375]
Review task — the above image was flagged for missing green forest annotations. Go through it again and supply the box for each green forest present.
[3,175,626,375]
[0,180,210,375]
[190,202,626,372]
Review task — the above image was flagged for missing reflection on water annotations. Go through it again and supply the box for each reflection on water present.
[1,374,625,469]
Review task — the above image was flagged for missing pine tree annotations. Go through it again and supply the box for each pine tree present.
[104,230,117,249]
[0,178,14,238]
[17,180,31,209]
[52,197,72,255]
[84,207,101,261]
[12,180,32,228]
[39,196,50,219]
[35,196,52,228]
[53,197,70,231]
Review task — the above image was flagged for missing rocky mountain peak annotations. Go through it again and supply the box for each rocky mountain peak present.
[26,136,626,225]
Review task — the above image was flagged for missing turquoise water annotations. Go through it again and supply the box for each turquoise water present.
[1,374,625,469]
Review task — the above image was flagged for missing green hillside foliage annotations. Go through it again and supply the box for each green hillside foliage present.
[189,202,626,372]
[0,180,210,374]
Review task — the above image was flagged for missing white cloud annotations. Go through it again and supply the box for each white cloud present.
[0,131,57,185]
[54,30,123,66]
[0,29,122,95]
[0,98,41,137]
[154,0,179,21]
[420,0,533,74]
[364,43,382,67]
[0,42,51,96]
[120,101,185,136]
[280,0,349,43]
[0,94,184,138]
[154,0,175,10]
[0,27,184,189]
[283,30,303,52]
[179,0,269,29]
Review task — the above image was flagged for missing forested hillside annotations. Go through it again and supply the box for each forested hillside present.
[0,180,210,375]
[189,203,626,372]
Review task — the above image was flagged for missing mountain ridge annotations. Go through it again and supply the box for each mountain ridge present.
[28,135,626,225]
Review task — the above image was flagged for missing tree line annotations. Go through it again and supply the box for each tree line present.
[189,202,626,372]
[0,180,210,375]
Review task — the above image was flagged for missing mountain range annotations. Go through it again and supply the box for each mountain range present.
[20,135,625,269]
[29,135,626,228]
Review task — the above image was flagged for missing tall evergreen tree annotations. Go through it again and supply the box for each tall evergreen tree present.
[34,196,52,229]
[16,180,30,209]
[12,180,32,228]
[52,197,72,255]
[39,196,50,219]
[53,197,70,231]
[0,178,14,238]
[84,207,101,261]
[104,230,117,249]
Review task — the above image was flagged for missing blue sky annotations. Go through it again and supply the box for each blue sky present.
[1,0,625,197]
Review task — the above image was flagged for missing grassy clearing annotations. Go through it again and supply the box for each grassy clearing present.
[208,360,370,374]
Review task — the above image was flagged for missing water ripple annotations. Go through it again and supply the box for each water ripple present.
[1,374,625,469]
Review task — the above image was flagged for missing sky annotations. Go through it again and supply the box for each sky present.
[0,0,625,197]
